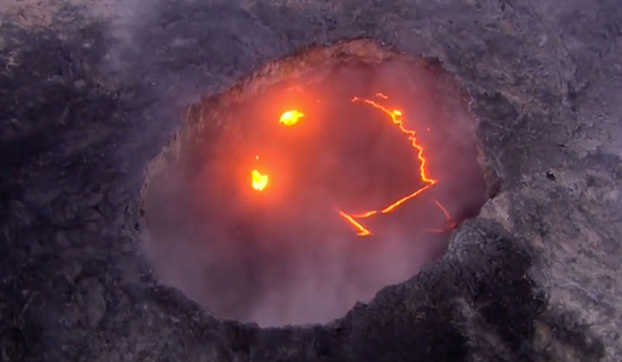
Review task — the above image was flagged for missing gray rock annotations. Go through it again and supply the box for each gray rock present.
[0,0,620,361]
[76,278,107,329]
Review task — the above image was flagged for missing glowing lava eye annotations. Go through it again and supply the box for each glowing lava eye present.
[279,110,304,126]
[252,169,269,191]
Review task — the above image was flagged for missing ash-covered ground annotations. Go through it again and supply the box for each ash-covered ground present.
[1,0,621,361]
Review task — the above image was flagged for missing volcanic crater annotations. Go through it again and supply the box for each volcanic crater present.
[141,41,486,326]
[1,1,619,361]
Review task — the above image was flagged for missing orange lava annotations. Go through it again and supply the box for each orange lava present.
[380,183,433,214]
[351,210,378,218]
[339,211,372,236]
[251,169,269,191]
[256,94,455,236]
[336,94,444,235]
[351,97,437,186]
[279,110,305,126]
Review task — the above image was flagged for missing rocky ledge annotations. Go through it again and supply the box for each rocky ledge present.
[0,0,620,361]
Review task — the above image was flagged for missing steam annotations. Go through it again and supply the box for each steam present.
[141,55,485,327]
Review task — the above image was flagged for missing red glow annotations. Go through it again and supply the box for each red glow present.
[335,96,447,235]
[339,210,372,236]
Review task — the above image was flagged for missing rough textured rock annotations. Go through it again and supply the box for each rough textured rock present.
[0,0,620,361]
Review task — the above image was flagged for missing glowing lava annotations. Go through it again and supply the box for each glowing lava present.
[252,169,269,191]
[338,94,442,236]
[279,110,305,126]
[262,94,454,236]
[338,211,371,236]
[351,97,437,187]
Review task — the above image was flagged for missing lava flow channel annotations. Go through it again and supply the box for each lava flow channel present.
[337,95,440,236]
[426,200,457,233]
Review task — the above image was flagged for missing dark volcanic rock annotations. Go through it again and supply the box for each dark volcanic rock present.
[0,0,620,361]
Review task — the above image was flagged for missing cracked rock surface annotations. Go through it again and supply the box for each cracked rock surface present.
[0,0,620,361]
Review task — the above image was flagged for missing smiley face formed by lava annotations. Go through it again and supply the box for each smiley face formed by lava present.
[247,92,455,237]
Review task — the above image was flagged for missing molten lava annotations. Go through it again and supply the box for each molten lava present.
[254,94,454,236]
[338,211,371,237]
[279,110,305,126]
[252,169,269,191]
[338,95,443,236]
[351,97,437,186]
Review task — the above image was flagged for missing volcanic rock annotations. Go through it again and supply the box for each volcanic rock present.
[1,0,621,361]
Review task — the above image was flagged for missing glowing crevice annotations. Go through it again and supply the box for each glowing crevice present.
[338,94,441,235]
[338,210,372,236]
